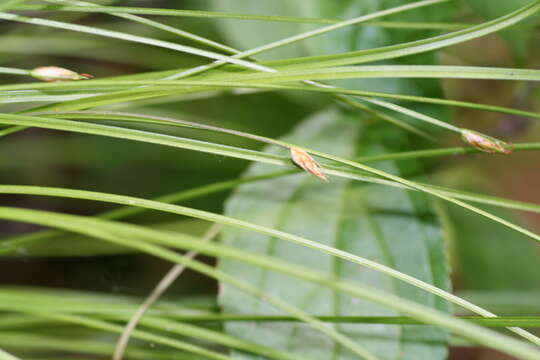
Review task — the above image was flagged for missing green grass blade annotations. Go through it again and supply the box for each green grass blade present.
[112,313,306,360]
[2,304,540,327]
[4,79,539,126]
[146,0,444,144]
[2,293,540,328]
[0,288,213,319]
[359,97,462,133]
[0,12,277,74]
[356,142,540,162]
[1,112,540,274]
[124,315,540,327]
[164,0,448,80]
[16,65,533,88]
[39,110,284,147]
[4,150,540,255]
[3,222,379,360]
[1,207,539,360]
[0,289,374,360]
[335,95,436,140]
[44,0,239,55]
[11,3,459,27]
[1,184,538,345]
[6,4,499,31]
[0,113,289,166]
[264,0,540,69]
[1,112,540,251]
[13,3,341,24]
[0,67,30,76]
[202,65,540,82]
[0,0,26,11]
[0,332,181,360]
[9,311,232,360]
[0,171,291,254]
[3,0,536,141]
[302,144,540,249]
[0,349,20,360]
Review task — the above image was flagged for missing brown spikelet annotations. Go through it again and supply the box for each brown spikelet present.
[290,147,328,181]
[461,129,512,155]
[30,66,93,82]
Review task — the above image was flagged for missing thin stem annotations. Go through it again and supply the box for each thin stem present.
[10,4,535,32]
[360,97,462,133]
[113,224,223,360]
[22,312,233,360]
[0,67,30,76]
[44,0,239,55]
[356,142,540,162]
[114,314,540,327]
[0,12,276,73]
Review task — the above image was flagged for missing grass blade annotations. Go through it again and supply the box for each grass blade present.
[44,0,239,55]
[113,224,223,360]
[0,12,278,74]
[0,349,20,360]
[264,0,540,69]
[1,112,540,250]
[1,206,540,360]
[1,184,539,345]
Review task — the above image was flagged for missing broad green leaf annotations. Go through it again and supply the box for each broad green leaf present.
[219,108,451,359]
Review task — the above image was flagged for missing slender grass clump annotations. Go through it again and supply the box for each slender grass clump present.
[0,1,539,360]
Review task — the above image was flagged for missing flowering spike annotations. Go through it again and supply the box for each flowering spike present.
[30,66,93,82]
[290,146,328,181]
[461,129,512,155]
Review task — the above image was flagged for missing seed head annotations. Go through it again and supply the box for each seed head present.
[30,66,93,82]
[290,147,328,181]
[461,129,512,154]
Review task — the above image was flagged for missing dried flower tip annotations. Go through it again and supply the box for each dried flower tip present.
[290,147,328,181]
[30,66,93,82]
[461,129,512,154]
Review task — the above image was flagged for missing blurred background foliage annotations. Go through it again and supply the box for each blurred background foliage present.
[0,0,539,359]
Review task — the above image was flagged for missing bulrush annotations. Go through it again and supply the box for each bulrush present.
[290,146,328,181]
[30,66,93,82]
